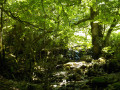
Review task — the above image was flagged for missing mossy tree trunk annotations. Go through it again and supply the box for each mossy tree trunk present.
[0,4,3,68]
[90,7,103,59]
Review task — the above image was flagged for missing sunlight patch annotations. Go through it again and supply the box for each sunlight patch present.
[16,0,26,1]
[74,31,85,37]
[114,30,120,34]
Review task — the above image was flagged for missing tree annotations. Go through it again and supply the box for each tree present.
[90,6,103,59]
[0,0,120,61]
[0,0,4,67]
[71,0,119,59]
[0,0,120,87]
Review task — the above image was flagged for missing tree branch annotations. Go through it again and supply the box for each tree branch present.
[61,4,71,26]
[104,18,118,46]
[71,17,91,26]
[0,7,44,30]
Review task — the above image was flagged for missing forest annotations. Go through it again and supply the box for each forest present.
[0,0,120,90]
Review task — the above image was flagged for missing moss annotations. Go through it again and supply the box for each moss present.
[112,82,120,90]
[106,59,120,73]
[106,82,120,90]
[90,77,108,87]
[92,77,106,83]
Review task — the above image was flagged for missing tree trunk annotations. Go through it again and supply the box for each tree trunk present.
[90,7,103,59]
[91,22,103,59]
[104,19,117,46]
[0,4,3,67]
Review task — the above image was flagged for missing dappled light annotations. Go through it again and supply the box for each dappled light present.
[0,0,120,89]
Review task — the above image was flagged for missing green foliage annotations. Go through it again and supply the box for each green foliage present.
[1,0,120,89]
[110,32,120,49]
[89,73,120,89]
[105,59,120,73]
[109,32,120,59]
[102,46,114,59]
[106,82,120,90]
[91,77,107,85]
[111,82,120,90]
[102,46,114,54]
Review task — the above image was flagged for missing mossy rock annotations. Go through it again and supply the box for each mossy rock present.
[86,68,100,77]
[66,73,81,81]
[80,55,92,62]
[111,82,120,90]
[90,77,108,87]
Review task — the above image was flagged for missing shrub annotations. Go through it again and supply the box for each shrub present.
[106,59,120,73]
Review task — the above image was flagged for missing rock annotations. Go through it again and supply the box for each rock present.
[64,61,87,70]
[80,65,87,69]
[90,77,108,87]
[74,68,82,74]
[98,57,106,64]
[56,64,63,70]
[66,73,81,81]
[80,55,93,62]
